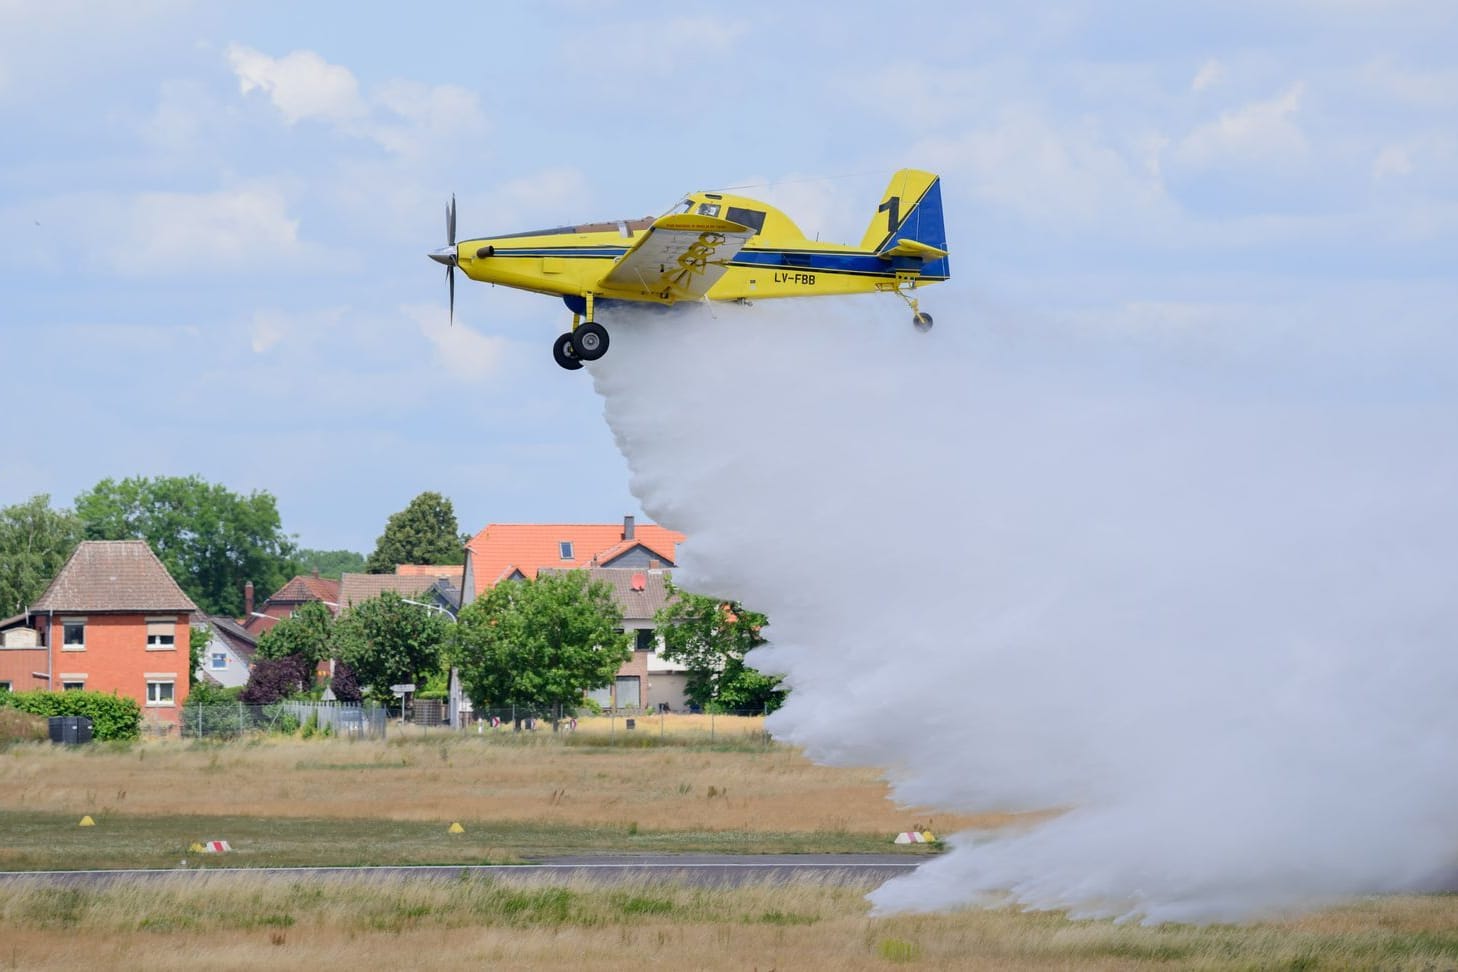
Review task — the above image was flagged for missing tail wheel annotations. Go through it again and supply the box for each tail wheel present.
[572,322,610,361]
[552,333,583,371]
[913,312,934,333]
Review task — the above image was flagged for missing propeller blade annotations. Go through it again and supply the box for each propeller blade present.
[448,265,455,324]
[447,194,456,247]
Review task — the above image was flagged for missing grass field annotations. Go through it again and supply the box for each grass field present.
[5,730,1458,969]
[2,873,1457,970]
[0,728,997,867]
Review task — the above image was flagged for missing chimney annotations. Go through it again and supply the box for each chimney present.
[622,514,635,541]
[311,568,320,578]
[244,581,255,618]
[648,559,661,570]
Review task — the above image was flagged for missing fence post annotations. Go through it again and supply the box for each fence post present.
[711,709,715,743]
[196,703,202,738]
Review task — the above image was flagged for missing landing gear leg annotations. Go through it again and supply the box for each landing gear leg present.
[891,279,933,332]
[569,292,610,361]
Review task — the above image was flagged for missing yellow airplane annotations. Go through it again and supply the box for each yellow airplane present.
[429,169,949,371]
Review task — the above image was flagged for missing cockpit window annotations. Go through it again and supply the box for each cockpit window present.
[670,198,694,215]
[696,202,721,217]
[726,206,767,235]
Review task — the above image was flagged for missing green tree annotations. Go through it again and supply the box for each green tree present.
[449,572,630,717]
[654,579,785,714]
[0,495,84,615]
[296,548,367,580]
[254,600,335,667]
[365,491,466,573]
[333,591,449,703]
[74,475,298,616]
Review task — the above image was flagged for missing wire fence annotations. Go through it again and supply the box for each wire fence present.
[177,701,388,740]
[171,700,775,747]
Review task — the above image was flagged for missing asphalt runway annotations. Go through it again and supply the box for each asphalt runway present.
[0,854,923,888]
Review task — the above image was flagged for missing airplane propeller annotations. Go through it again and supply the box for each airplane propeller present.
[428,194,458,323]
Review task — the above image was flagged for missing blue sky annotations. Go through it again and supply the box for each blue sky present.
[2,0,1453,553]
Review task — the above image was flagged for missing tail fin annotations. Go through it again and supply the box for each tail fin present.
[859,169,948,256]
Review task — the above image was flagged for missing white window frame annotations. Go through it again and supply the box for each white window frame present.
[145,676,176,707]
[61,617,86,651]
[59,673,87,691]
[210,652,228,670]
[145,617,176,650]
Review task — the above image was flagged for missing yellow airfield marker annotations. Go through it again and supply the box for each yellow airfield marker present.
[78,815,95,827]
[448,822,465,834]
[189,842,205,853]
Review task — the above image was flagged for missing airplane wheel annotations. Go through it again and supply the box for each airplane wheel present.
[572,322,610,361]
[553,332,583,371]
[913,312,934,333]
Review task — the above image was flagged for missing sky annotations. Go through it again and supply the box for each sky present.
[2,0,1454,554]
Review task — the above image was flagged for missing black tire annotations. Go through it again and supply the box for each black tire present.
[913,312,934,333]
[553,332,583,370]
[572,322,610,361]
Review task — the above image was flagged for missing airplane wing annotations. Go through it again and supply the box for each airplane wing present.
[602,213,754,300]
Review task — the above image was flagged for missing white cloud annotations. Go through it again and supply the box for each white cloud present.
[1174,83,1308,170]
[224,45,487,156]
[226,44,365,124]
[404,303,512,381]
[1192,58,1224,93]
[112,186,305,275]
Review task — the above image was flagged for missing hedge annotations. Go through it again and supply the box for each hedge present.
[0,690,143,741]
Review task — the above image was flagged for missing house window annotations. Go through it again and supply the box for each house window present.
[210,652,228,670]
[559,541,574,560]
[146,619,176,650]
[62,618,86,651]
[615,676,641,709]
[635,629,655,651]
[146,680,175,706]
[61,681,85,692]
[0,681,10,693]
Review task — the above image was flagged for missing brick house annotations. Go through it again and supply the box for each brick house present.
[0,540,197,723]
[241,572,340,634]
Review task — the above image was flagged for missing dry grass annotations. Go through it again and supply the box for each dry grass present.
[0,733,1001,836]
[1,874,1456,971]
[0,710,47,744]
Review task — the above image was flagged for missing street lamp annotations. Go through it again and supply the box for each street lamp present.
[399,597,462,727]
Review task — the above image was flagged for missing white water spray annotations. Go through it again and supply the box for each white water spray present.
[591,299,1458,923]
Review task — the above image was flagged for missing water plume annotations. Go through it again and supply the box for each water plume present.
[590,298,1458,923]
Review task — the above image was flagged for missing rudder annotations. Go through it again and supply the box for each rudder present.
[859,169,946,254]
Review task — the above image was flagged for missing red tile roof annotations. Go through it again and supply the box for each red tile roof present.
[30,540,197,613]
[266,574,341,606]
[465,522,683,598]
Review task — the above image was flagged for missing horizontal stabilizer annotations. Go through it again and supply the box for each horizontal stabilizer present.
[877,238,949,261]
